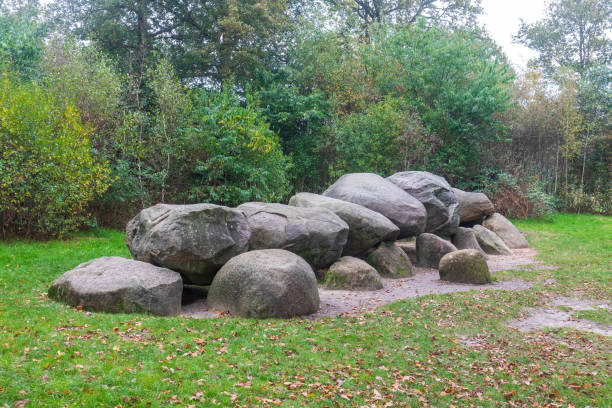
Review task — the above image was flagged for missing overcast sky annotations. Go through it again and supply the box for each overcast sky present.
[38,0,548,69]
[479,0,548,70]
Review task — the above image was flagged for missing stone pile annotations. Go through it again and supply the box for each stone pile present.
[49,171,529,318]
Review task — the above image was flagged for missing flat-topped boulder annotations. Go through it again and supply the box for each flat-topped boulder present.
[483,213,529,248]
[367,242,415,278]
[452,188,494,223]
[439,249,491,284]
[387,171,459,234]
[472,225,512,255]
[323,173,426,237]
[289,192,399,256]
[126,203,250,285]
[48,257,183,316]
[324,256,383,291]
[207,250,319,318]
[416,233,458,269]
[237,202,348,270]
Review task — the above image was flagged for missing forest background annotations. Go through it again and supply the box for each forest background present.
[0,0,609,238]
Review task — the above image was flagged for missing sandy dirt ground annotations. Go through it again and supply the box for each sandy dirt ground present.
[181,248,551,319]
[507,296,611,336]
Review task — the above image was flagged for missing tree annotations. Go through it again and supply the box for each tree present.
[322,0,482,32]
[0,1,45,79]
[48,0,293,84]
[516,0,611,77]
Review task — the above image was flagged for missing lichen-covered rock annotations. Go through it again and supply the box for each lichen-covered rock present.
[416,233,458,269]
[207,250,319,318]
[452,188,495,223]
[482,213,529,249]
[48,257,182,316]
[288,192,399,256]
[237,202,348,270]
[325,257,383,291]
[451,227,487,257]
[395,240,418,265]
[323,173,426,237]
[472,225,512,255]
[367,242,415,278]
[387,171,459,234]
[438,249,491,284]
[126,203,250,285]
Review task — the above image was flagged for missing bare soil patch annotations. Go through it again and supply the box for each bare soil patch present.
[507,297,611,337]
[182,249,549,319]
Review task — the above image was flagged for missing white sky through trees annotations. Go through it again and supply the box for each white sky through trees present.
[38,0,547,69]
[479,0,548,70]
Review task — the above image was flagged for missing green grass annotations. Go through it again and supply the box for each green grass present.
[1,214,610,406]
[572,309,612,325]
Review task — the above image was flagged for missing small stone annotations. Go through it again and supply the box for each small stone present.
[325,257,383,291]
[367,242,415,278]
[439,249,491,284]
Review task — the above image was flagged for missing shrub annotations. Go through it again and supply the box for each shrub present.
[330,97,433,178]
[482,173,557,219]
[0,76,109,238]
[181,85,291,205]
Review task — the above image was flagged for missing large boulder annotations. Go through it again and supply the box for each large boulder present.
[439,249,491,284]
[323,173,426,237]
[472,225,512,255]
[452,188,494,223]
[416,233,458,269]
[207,250,319,318]
[482,213,529,249]
[451,227,487,257]
[395,240,418,265]
[237,202,348,270]
[126,203,250,285]
[325,257,383,291]
[387,171,459,234]
[367,242,415,278]
[48,257,182,316]
[289,192,399,256]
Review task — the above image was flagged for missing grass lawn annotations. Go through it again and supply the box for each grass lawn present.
[0,214,610,407]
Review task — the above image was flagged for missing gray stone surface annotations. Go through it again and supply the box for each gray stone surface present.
[126,203,250,285]
[289,192,399,256]
[387,171,459,234]
[207,250,319,318]
[367,242,415,278]
[439,249,491,284]
[325,257,383,291]
[323,173,426,237]
[416,233,458,269]
[395,240,418,265]
[237,202,348,270]
[48,257,182,316]
[472,225,513,255]
[451,227,487,257]
[452,188,495,223]
[483,213,530,249]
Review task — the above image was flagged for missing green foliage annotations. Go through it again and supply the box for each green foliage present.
[330,97,431,177]
[0,7,45,79]
[183,85,291,205]
[516,0,611,77]
[255,68,334,191]
[0,76,109,238]
[481,172,557,219]
[364,23,514,181]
